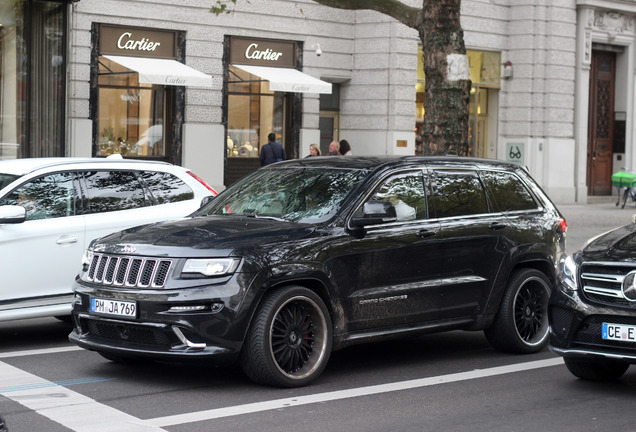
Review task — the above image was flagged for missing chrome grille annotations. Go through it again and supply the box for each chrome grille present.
[580,261,636,308]
[87,253,173,288]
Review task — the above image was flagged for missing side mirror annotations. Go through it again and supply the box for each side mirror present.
[0,205,27,224]
[200,195,215,208]
[350,200,397,228]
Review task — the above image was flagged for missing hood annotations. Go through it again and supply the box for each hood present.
[92,215,316,257]
[580,223,636,262]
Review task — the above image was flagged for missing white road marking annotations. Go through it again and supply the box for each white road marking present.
[0,345,82,359]
[0,361,167,432]
[0,353,564,431]
[148,357,564,427]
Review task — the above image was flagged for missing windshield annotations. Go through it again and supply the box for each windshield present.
[197,167,368,223]
[0,174,19,191]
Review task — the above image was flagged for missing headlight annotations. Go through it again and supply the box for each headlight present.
[182,258,240,277]
[81,249,94,269]
[558,255,578,293]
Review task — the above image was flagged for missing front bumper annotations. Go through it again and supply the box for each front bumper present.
[68,277,254,364]
[548,284,636,365]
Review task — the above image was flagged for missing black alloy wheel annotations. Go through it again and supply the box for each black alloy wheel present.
[485,268,552,353]
[240,286,332,387]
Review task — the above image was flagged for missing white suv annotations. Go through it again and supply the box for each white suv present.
[0,156,216,322]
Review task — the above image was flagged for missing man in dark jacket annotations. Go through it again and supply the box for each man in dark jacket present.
[260,133,286,166]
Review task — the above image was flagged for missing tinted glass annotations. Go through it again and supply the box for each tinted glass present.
[83,171,148,213]
[0,174,19,190]
[481,171,538,212]
[198,167,368,223]
[370,171,427,221]
[0,172,74,220]
[430,170,488,218]
[140,171,194,204]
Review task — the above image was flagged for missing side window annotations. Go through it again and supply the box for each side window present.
[140,171,194,204]
[481,171,538,212]
[430,170,488,218]
[0,172,75,221]
[370,171,427,221]
[82,171,148,213]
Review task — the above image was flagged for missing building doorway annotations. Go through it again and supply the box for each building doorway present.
[587,50,616,195]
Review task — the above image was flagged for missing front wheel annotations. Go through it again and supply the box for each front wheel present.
[485,268,552,354]
[239,286,332,387]
[564,358,629,381]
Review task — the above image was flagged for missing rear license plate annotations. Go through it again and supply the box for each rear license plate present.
[602,323,636,342]
[91,297,137,318]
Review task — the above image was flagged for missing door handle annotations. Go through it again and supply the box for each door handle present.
[56,236,78,245]
[417,229,436,238]
[489,222,507,230]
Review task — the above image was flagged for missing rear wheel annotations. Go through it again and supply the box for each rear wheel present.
[485,268,551,353]
[564,358,629,381]
[239,286,332,387]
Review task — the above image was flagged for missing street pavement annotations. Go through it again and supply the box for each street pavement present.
[559,198,636,254]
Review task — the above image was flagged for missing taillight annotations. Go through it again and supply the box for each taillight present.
[187,171,217,195]
[558,218,567,233]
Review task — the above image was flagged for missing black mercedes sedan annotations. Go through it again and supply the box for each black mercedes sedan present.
[69,156,566,387]
[550,222,636,381]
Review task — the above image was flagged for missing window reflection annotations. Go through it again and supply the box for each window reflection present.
[481,171,538,212]
[0,173,74,220]
[431,170,488,218]
[370,172,428,221]
[200,167,368,223]
[83,171,148,213]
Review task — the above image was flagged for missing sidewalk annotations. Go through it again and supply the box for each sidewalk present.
[559,200,636,254]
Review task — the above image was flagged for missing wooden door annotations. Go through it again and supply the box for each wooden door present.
[587,51,615,195]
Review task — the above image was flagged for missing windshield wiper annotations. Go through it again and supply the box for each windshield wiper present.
[242,214,288,222]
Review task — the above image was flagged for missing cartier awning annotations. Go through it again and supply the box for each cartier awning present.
[233,64,332,94]
[104,55,213,87]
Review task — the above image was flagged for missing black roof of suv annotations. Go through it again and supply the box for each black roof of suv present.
[69,156,567,387]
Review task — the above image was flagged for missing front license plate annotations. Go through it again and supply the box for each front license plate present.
[91,297,137,318]
[602,323,636,342]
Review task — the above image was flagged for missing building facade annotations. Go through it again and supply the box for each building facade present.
[3,0,636,203]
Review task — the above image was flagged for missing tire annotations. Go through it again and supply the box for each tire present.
[484,268,552,354]
[239,286,332,387]
[564,358,629,381]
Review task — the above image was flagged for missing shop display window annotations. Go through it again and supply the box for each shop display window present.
[96,56,167,158]
[227,65,285,159]
[0,0,67,159]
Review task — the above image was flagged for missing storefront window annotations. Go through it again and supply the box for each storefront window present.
[227,65,285,159]
[96,56,166,157]
[0,0,67,159]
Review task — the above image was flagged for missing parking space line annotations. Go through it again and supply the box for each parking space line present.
[0,346,82,359]
[147,357,564,428]
[0,361,166,432]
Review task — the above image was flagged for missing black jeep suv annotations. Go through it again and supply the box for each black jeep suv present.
[550,222,636,380]
[69,156,566,387]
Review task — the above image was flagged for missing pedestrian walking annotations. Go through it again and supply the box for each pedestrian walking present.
[259,133,286,166]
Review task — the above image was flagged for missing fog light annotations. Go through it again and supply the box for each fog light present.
[168,305,207,312]
[72,294,83,306]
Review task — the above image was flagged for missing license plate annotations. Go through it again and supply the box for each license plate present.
[91,297,137,318]
[602,323,636,342]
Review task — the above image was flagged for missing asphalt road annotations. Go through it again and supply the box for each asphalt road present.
[1,201,635,432]
[1,316,635,432]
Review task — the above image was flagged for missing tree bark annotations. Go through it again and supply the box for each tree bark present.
[418,0,471,155]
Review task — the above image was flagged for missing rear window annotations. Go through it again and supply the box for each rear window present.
[481,171,538,212]
[140,171,194,204]
[82,171,148,213]
[429,169,488,218]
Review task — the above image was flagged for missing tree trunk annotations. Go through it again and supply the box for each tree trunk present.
[419,0,471,155]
